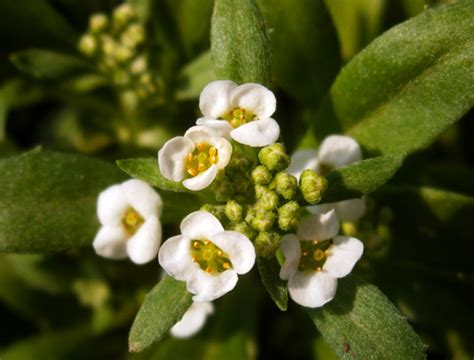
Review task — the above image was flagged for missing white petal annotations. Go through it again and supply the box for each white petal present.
[196,118,232,138]
[187,270,238,302]
[182,165,218,191]
[121,179,163,218]
[297,210,340,241]
[324,236,364,278]
[184,125,220,147]
[170,302,214,338]
[230,118,280,147]
[216,138,232,169]
[211,231,255,274]
[306,203,334,216]
[286,149,319,180]
[199,80,237,118]
[158,136,194,182]
[180,210,224,240]
[126,216,162,264]
[335,198,366,222]
[158,235,195,281]
[97,185,129,226]
[230,83,276,119]
[279,234,301,280]
[288,271,337,308]
[93,226,128,259]
[317,135,362,170]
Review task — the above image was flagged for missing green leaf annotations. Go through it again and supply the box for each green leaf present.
[176,52,216,100]
[311,0,474,156]
[307,276,426,360]
[257,0,341,106]
[256,256,287,311]
[0,79,22,141]
[117,158,192,193]
[129,276,193,352]
[10,49,90,79]
[321,155,403,203]
[211,0,271,85]
[0,149,126,253]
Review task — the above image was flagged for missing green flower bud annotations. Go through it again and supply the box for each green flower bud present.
[256,188,279,211]
[299,169,328,204]
[250,209,276,232]
[113,4,135,27]
[201,204,226,220]
[233,222,257,241]
[255,232,281,258]
[90,13,108,33]
[277,201,300,231]
[121,23,145,48]
[251,165,273,185]
[258,143,290,172]
[214,178,233,202]
[273,172,298,200]
[78,34,97,56]
[114,45,134,62]
[225,200,243,223]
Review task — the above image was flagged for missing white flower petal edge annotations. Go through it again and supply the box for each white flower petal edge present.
[317,135,362,169]
[127,216,162,264]
[122,179,163,218]
[180,210,224,240]
[230,118,280,147]
[279,234,301,280]
[184,125,221,148]
[182,165,218,191]
[297,210,340,241]
[158,235,196,281]
[170,302,214,338]
[158,136,194,182]
[324,236,364,278]
[286,149,319,180]
[93,226,128,259]
[199,80,237,118]
[97,185,129,226]
[230,83,276,119]
[288,270,337,308]
[212,231,255,274]
[307,197,366,222]
[196,117,233,138]
[188,270,239,302]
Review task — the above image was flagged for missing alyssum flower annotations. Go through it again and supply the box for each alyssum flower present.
[287,135,365,221]
[196,80,280,147]
[279,210,363,307]
[158,126,232,191]
[170,301,214,338]
[93,179,162,264]
[159,211,255,302]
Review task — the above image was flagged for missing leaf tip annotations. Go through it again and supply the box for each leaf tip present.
[128,341,141,353]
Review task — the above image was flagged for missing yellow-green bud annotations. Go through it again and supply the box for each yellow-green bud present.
[101,35,116,56]
[256,188,279,211]
[225,200,243,223]
[130,56,147,74]
[251,165,272,185]
[273,172,298,200]
[114,45,134,62]
[258,143,290,172]
[121,23,145,48]
[255,231,281,258]
[233,222,257,241]
[214,178,233,202]
[78,34,97,56]
[113,4,135,26]
[300,169,328,204]
[201,204,226,220]
[250,209,276,232]
[277,201,300,231]
[90,13,108,33]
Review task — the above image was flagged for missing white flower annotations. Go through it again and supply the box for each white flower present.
[286,135,365,221]
[279,210,363,308]
[196,80,280,147]
[158,126,232,191]
[170,302,214,338]
[159,211,255,302]
[93,179,162,264]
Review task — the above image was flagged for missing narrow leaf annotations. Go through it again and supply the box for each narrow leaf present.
[211,0,271,85]
[307,276,426,359]
[311,0,474,156]
[257,256,287,311]
[129,276,193,352]
[321,155,403,203]
[0,149,126,253]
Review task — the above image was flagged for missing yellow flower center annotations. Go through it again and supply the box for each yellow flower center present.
[191,240,233,275]
[223,107,256,128]
[122,208,144,235]
[185,143,219,177]
[298,240,332,272]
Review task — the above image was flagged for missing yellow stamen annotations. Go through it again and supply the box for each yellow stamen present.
[314,249,325,261]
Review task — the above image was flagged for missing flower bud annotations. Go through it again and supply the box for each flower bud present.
[251,165,272,185]
[277,201,300,231]
[225,200,243,223]
[78,34,97,56]
[214,178,233,202]
[250,209,276,232]
[114,45,134,62]
[90,13,108,33]
[233,222,257,241]
[255,188,279,211]
[121,23,145,48]
[113,4,135,27]
[299,169,328,204]
[258,143,290,172]
[254,231,281,258]
[201,204,226,221]
[273,172,297,200]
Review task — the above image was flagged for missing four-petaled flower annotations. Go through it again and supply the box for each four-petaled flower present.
[279,210,363,308]
[158,126,232,191]
[93,179,162,264]
[196,80,280,147]
[170,301,214,338]
[159,211,255,302]
[286,135,365,221]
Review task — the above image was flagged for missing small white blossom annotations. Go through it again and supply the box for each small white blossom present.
[158,126,232,191]
[93,179,162,264]
[279,210,363,308]
[170,302,214,338]
[159,211,255,302]
[196,80,280,147]
[286,135,365,221]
